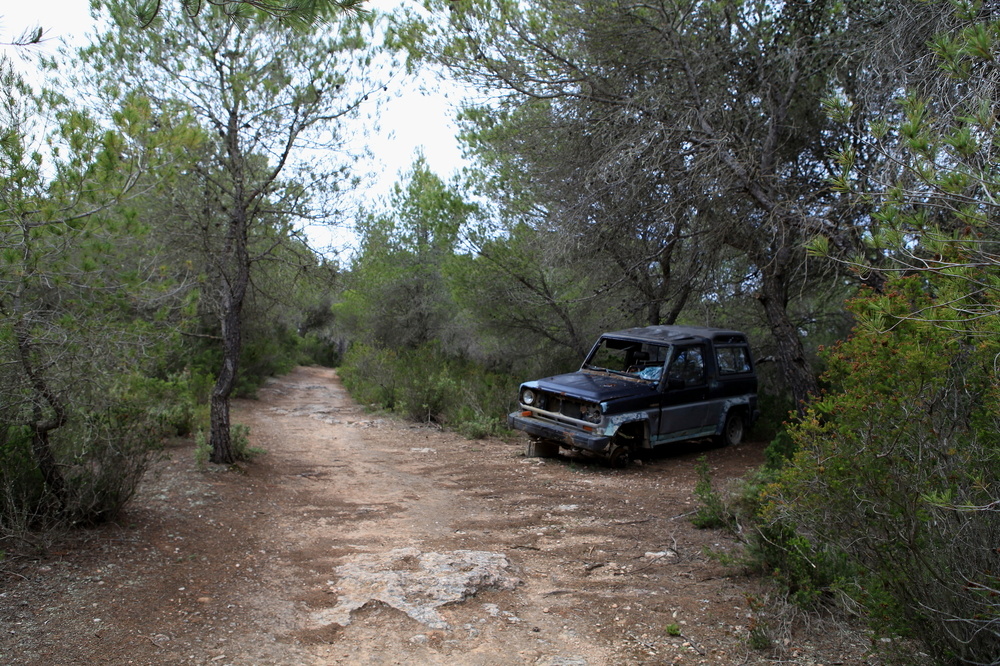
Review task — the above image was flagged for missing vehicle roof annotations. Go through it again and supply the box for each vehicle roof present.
[601,325,749,345]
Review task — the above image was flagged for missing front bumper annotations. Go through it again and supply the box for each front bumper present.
[507,412,612,453]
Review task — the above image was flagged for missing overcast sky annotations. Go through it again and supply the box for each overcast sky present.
[1,0,468,254]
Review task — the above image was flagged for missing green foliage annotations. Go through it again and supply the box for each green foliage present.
[763,429,797,472]
[230,423,262,461]
[0,426,46,535]
[296,331,342,368]
[1,401,165,531]
[125,0,369,30]
[339,342,518,436]
[195,423,260,467]
[765,278,1000,662]
[751,392,798,447]
[338,343,401,411]
[692,445,855,608]
[194,430,211,467]
[743,594,776,651]
[234,325,302,398]
[56,406,163,525]
[1,56,197,537]
[74,0,379,465]
[339,157,476,353]
[398,0,881,406]
[451,221,617,365]
[117,372,206,437]
[690,457,730,530]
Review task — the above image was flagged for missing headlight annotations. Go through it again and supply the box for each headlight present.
[580,404,602,424]
[520,388,547,409]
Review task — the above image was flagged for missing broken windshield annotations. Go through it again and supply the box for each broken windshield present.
[583,337,671,382]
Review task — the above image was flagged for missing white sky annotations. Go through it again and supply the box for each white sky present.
[1,0,469,255]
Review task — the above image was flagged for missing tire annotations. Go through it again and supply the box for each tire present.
[716,411,745,447]
[607,443,633,468]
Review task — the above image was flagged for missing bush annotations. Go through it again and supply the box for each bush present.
[691,456,731,530]
[339,343,400,410]
[296,332,342,368]
[752,391,797,444]
[55,405,163,525]
[117,372,207,437]
[1,402,164,532]
[765,278,1000,663]
[338,342,519,436]
[0,425,48,537]
[0,368,208,544]
[195,422,260,467]
[235,328,302,397]
[184,321,327,401]
[395,345,461,422]
[690,454,853,608]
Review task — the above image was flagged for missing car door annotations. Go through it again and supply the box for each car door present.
[657,345,713,441]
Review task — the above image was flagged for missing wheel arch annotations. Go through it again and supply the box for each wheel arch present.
[607,416,651,450]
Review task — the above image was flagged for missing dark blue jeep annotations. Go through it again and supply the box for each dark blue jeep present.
[507,325,759,466]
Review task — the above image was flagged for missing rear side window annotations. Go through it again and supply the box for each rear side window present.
[668,346,707,385]
[716,346,751,375]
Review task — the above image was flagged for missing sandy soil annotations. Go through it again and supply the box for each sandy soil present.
[0,366,888,665]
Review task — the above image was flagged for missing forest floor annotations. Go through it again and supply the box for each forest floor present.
[1,366,906,665]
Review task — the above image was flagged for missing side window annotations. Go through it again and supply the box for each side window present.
[716,346,751,375]
[668,346,706,385]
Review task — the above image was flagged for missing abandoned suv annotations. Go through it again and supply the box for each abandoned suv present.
[507,325,759,466]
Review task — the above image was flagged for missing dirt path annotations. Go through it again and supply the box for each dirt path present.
[1,366,879,665]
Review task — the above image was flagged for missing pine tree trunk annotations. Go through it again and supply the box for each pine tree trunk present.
[208,167,251,464]
[208,261,248,464]
[758,265,819,413]
[209,384,234,464]
[14,316,69,507]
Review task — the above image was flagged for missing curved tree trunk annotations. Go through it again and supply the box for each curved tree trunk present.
[13,294,69,508]
[208,239,250,465]
[758,262,820,413]
[208,140,251,465]
[208,302,241,465]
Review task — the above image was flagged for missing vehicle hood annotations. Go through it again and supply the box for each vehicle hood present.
[527,371,657,404]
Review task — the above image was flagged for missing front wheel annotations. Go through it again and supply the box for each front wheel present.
[606,443,633,468]
[715,411,745,447]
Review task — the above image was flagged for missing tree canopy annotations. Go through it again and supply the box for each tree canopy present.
[390,0,896,408]
[124,0,369,28]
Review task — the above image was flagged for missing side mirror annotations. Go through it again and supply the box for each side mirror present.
[667,377,685,390]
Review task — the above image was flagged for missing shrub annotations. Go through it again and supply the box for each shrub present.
[195,423,261,467]
[0,425,48,537]
[691,456,731,529]
[1,402,163,532]
[338,342,519,436]
[339,343,400,410]
[691,456,852,608]
[395,345,461,423]
[765,277,1000,662]
[55,405,162,525]
[296,332,341,367]
[235,328,301,397]
[117,372,206,437]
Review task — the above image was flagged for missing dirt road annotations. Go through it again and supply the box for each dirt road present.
[1,366,878,665]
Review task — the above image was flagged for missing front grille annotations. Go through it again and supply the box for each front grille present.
[542,394,589,420]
